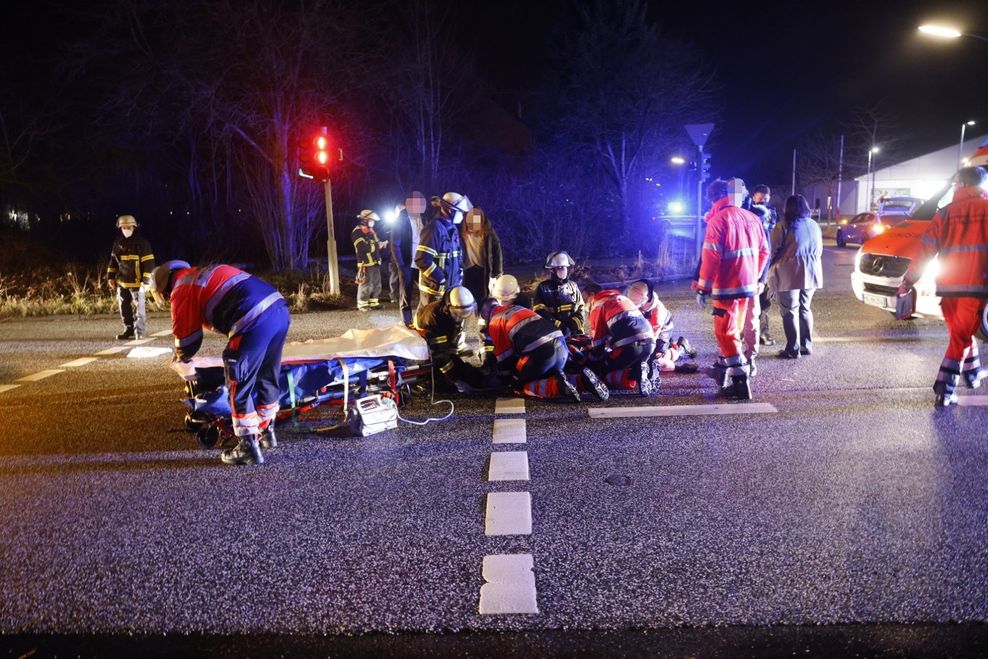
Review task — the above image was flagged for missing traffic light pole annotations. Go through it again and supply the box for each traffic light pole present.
[324,178,341,296]
[695,145,705,261]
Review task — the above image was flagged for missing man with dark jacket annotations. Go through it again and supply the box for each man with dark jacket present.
[391,191,426,326]
[106,214,156,340]
[741,184,778,374]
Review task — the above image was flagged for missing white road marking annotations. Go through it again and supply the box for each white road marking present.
[484,492,532,536]
[495,397,526,415]
[17,370,65,382]
[0,384,21,394]
[488,451,530,481]
[126,338,155,346]
[478,554,538,615]
[94,346,129,356]
[957,396,988,407]
[151,330,172,337]
[59,357,99,368]
[126,347,172,359]
[493,417,527,444]
[589,402,778,418]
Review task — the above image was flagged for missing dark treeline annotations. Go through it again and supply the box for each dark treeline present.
[0,0,717,271]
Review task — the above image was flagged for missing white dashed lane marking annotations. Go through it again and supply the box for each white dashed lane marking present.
[59,357,99,368]
[0,384,21,394]
[17,370,65,382]
[94,347,129,356]
[484,492,532,536]
[589,402,778,418]
[479,554,539,615]
[493,417,526,444]
[488,451,529,481]
[495,397,526,415]
[958,396,988,406]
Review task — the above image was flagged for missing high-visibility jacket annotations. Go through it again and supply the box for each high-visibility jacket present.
[904,186,988,298]
[485,304,564,368]
[415,299,463,376]
[640,291,673,345]
[351,224,382,267]
[415,217,463,296]
[170,265,284,362]
[696,197,769,300]
[107,233,155,288]
[533,277,586,334]
[587,290,654,350]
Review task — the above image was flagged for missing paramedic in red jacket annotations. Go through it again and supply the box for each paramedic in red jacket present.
[693,178,770,400]
[625,279,698,373]
[150,261,290,465]
[579,281,657,396]
[899,166,988,407]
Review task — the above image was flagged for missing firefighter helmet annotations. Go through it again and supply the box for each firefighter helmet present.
[492,274,520,303]
[357,209,380,224]
[544,251,575,269]
[625,279,653,308]
[440,192,473,224]
[149,260,191,306]
[116,215,138,228]
[446,286,476,321]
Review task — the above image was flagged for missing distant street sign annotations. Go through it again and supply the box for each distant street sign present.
[685,123,715,148]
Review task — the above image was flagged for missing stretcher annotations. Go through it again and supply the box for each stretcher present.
[174,324,432,446]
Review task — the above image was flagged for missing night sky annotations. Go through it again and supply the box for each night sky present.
[462,0,988,184]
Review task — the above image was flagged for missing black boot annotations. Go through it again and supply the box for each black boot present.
[677,336,697,359]
[116,329,135,340]
[731,375,752,400]
[259,424,277,449]
[221,435,264,465]
[558,373,581,403]
[582,367,610,402]
[637,361,654,397]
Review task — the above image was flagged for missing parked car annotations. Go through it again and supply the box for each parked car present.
[835,196,924,248]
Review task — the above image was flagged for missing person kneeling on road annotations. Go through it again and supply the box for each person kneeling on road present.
[579,281,658,396]
[151,260,290,466]
[625,279,699,374]
[480,298,608,402]
[415,286,489,393]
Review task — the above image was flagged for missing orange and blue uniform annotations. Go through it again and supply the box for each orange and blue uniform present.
[586,290,655,388]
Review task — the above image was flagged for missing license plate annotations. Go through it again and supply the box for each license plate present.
[862,292,890,308]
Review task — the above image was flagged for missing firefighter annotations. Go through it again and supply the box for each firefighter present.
[624,279,698,374]
[898,166,988,407]
[480,298,608,402]
[693,178,770,400]
[415,286,488,392]
[533,251,586,337]
[352,209,386,311]
[150,261,290,466]
[491,274,533,309]
[415,191,470,311]
[106,215,156,340]
[579,281,657,396]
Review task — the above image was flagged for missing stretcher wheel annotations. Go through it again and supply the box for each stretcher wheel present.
[196,425,221,449]
[184,412,210,431]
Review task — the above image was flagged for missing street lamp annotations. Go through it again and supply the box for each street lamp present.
[918,24,988,43]
[670,156,686,165]
[959,120,976,166]
[867,146,880,211]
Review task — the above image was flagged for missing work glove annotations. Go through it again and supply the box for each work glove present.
[107,278,117,291]
[140,282,151,294]
[695,292,707,310]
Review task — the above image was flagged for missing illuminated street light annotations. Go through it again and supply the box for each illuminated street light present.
[670,156,686,165]
[918,24,988,43]
[959,120,976,166]
[867,146,880,211]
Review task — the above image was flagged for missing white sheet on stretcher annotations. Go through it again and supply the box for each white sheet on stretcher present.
[171,323,429,376]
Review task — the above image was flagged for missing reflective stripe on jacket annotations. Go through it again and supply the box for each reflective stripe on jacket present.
[415,218,463,296]
[107,234,156,288]
[588,290,655,349]
[532,278,586,334]
[486,304,564,366]
[351,225,382,267]
[696,197,769,300]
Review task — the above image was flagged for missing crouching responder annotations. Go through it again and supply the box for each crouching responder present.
[533,251,586,337]
[580,281,657,396]
[415,286,488,392]
[352,209,386,311]
[693,178,769,401]
[107,214,156,340]
[491,274,532,309]
[480,298,608,402]
[625,279,698,374]
[150,261,290,466]
[898,165,988,408]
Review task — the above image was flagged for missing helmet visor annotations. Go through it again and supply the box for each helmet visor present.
[449,302,476,321]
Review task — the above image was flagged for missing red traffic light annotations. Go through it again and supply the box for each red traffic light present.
[298,126,334,181]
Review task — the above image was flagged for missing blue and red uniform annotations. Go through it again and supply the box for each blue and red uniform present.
[586,290,655,388]
[170,264,290,437]
[485,304,571,398]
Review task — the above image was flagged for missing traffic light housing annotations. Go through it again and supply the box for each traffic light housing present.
[700,152,712,181]
[298,127,333,181]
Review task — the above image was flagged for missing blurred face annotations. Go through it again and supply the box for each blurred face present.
[406,193,427,215]
[752,191,768,204]
[466,212,483,233]
[552,265,568,280]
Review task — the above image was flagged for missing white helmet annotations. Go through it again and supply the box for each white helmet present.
[492,275,520,303]
[358,209,380,224]
[149,260,191,306]
[447,286,476,321]
[116,215,138,228]
[440,192,473,224]
[545,251,575,269]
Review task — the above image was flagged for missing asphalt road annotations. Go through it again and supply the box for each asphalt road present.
[0,243,986,655]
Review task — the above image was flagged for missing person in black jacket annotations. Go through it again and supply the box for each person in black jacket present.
[459,207,504,306]
[106,214,156,340]
[415,191,469,312]
[390,192,426,326]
